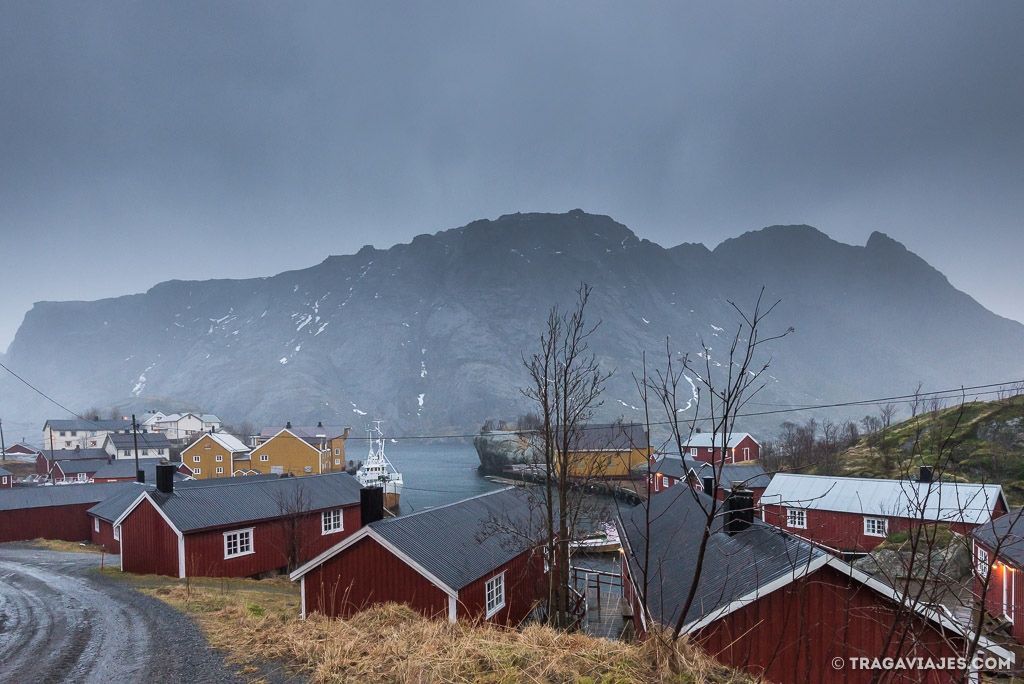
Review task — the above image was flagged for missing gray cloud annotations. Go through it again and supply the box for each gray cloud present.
[1,1,1022,348]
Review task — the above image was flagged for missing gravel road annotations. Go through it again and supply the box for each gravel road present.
[0,546,244,684]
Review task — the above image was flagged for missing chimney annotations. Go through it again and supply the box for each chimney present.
[136,469,145,483]
[695,428,702,434]
[286,421,292,430]
[155,463,175,494]
[702,476,715,494]
[919,465,933,484]
[360,487,385,526]
[343,427,350,439]
[317,421,323,428]
[724,488,755,535]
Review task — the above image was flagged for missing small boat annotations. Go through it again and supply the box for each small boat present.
[569,522,621,554]
[356,421,404,509]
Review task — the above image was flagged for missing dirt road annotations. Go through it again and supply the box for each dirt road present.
[0,546,242,683]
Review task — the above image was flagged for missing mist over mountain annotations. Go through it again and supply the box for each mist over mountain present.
[3,210,1022,441]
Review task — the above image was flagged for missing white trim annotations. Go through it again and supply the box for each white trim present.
[484,571,506,618]
[290,526,459,598]
[300,577,307,620]
[223,527,256,559]
[448,594,457,623]
[616,517,648,633]
[786,507,807,529]
[863,516,888,537]
[321,508,344,535]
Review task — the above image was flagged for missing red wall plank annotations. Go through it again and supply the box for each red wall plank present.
[120,497,180,576]
[0,503,96,543]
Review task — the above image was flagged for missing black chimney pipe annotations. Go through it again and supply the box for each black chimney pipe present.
[155,463,175,494]
[724,488,755,535]
[919,466,933,483]
[702,475,715,494]
[360,487,385,525]
[136,469,145,483]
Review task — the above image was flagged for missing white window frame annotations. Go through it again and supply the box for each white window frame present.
[1,476,6,485]
[260,454,269,462]
[743,447,750,459]
[863,517,888,538]
[194,467,201,475]
[977,546,990,578]
[223,528,255,559]
[193,455,201,463]
[334,448,340,456]
[94,517,99,532]
[77,473,88,482]
[216,467,224,474]
[114,525,120,541]
[485,571,506,618]
[690,447,697,456]
[661,475,669,488]
[786,508,807,529]
[321,508,344,535]
[215,454,223,462]
[334,458,341,465]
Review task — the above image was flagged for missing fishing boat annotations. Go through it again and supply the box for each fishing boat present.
[569,522,621,554]
[356,421,404,509]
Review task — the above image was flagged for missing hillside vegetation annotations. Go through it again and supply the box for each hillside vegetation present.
[829,395,1024,505]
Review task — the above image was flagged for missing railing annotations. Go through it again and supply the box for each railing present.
[571,566,623,611]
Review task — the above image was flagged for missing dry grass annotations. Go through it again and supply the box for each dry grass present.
[143,580,751,683]
[25,538,105,554]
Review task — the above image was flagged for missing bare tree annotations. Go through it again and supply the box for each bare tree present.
[271,480,312,573]
[520,283,612,629]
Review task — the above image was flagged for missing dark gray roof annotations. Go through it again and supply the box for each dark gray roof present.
[88,475,282,522]
[48,448,112,462]
[568,422,649,451]
[0,482,133,512]
[46,419,133,432]
[260,425,350,443]
[971,508,1024,569]
[617,486,825,630]
[91,458,187,482]
[0,467,12,477]
[367,487,540,591]
[147,472,362,532]
[106,433,172,450]
[651,457,771,489]
[53,459,109,475]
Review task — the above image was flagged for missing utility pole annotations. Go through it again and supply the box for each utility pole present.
[0,418,6,463]
[132,414,142,483]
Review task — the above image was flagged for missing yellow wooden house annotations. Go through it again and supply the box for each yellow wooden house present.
[554,423,652,479]
[180,432,252,479]
[247,425,351,477]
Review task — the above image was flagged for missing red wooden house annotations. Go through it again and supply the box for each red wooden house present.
[37,447,110,477]
[114,467,363,578]
[970,508,1024,644]
[760,471,1008,554]
[682,432,760,464]
[0,467,13,488]
[648,456,770,504]
[91,458,192,482]
[618,487,1014,683]
[2,443,42,459]
[0,481,133,543]
[291,487,547,626]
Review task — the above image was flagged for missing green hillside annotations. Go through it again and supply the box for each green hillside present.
[827,394,1024,505]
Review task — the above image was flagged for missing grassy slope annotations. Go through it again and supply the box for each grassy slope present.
[825,395,1024,505]
[101,568,751,683]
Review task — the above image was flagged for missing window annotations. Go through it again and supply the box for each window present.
[224,528,254,558]
[216,455,223,462]
[485,572,506,618]
[204,444,212,450]
[194,467,201,474]
[216,467,224,474]
[60,431,67,436]
[90,440,97,446]
[743,447,750,459]
[334,448,341,456]
[158,449,165,455]
[335,458,341,465]
[322,508,344,534]
[193,455,201,463]
[977,547,990,577]
[260,454,269,462]
[690,448,697,456]
[786,508,806,529]
[94,518,99,532]
[1,476,6,485]
[304,466,312,473]
[864,517,888,537]
[661,475,669,488]
[114,525,120,541]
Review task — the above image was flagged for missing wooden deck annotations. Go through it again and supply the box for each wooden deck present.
[572,566,633,640]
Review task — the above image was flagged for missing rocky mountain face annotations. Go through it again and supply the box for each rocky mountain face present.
[3,210,1023,440]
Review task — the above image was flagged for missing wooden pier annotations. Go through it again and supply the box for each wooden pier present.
[571,566,633,640]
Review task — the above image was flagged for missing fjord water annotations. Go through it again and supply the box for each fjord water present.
[382,439,503,514]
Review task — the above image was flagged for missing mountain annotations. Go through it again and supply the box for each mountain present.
[2,210,1023,439]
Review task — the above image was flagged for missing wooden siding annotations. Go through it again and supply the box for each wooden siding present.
[694,563,968,684]
[181,434,239,480]
[302,535,449,619]
[0,503,96,543]
[973,538,1024,645]
[120,497,181,577]
[689,435,760,464]
[456,547,547,625]
[763,505,988,553]
[90,516,120,553]
[556,447,652,479]
[183,504,360,578]
[247,430,325,477]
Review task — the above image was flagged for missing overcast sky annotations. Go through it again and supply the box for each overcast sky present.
[1,2,1022,351]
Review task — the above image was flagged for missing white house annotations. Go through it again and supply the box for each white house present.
[151,413,222,442]
[43,419,139,451]
[102,432,173,459]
